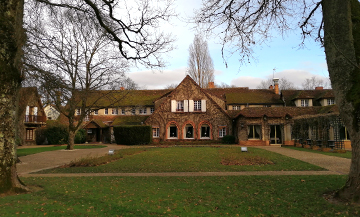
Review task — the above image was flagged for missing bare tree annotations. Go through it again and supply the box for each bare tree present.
[215,82,237,88]
[164,83,178,89]
[257,78,296,90]
[187,34,215,88]
[0,0,175,193]
[195,0,360,202]
[302,76,331,90]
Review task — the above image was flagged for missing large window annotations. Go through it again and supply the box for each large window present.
[176,101,184,112]
[26,129,34,141]
[152,127,159,138]
[219,127,226,138]
[194,100,201,111]
[301,99,309,107]
[248,125,261,139]
[200,125,210,139]
[184,124,194,139]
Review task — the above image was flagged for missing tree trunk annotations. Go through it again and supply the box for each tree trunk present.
[322,0,360,202]
[0,0,28,193]
[66,130,76,150]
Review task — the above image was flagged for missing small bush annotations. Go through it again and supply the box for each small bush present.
[45,126,69,145]
[35,128,47,145]
[113,125,152,145]
[74,129,86,144]
[222,135,236,144]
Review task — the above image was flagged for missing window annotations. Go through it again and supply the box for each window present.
[85,115,89,122]
[184,124,194,139]
[93,109,99,115]
[327,98,335,105]
[131,108,136,115]
[340,126,350,140]
[200,125,210,139]
[219,127,226,138]
[76,108,81,115]
[301,99,309,107]
[143,108,147,114]
[194,100,201,111]
[121,109,125,115]
[139,108,144,114]
[105,108,108,115]
[26,129,34,141]
[150,107,154,114]
[248,125,261,139]
[168,125,178,138]
[176,101,184,112]
[112,108,118,115]
[233,105,241,110]
[263,105,271,108]
[152,127,159,138]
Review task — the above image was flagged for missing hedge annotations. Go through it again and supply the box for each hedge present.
[35,128,47,145]
[113,125,152,145]
[74,129,87,144]
[45,125,69,145]
[222,135,236,144]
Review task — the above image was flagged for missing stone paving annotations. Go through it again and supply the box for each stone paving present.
[17,145,351,177]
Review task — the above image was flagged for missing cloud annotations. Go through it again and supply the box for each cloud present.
[128,68,187,89]
[230,69,330,89]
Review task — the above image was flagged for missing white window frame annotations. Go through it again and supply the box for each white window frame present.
[105,108,108,115]
[121,109,125,115]
[194,100,201,111]
[150,107,154,114]
[152,127,159,138]
[233,105,241,110]
[219,127,226,138]
[176,101,184,112]
[112,108,118,115]
[76,108,81,115]
[301,99,309,107]
[131,108,136,115]
[143,108,147,114]
[327,98,335,105]
[93,109,99,115]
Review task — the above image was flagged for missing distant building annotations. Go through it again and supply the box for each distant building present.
[44,104,60,120]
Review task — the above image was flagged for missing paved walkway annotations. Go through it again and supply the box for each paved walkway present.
[17,145,351,177]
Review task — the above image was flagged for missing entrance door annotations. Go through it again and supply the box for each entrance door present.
[270,125,282,144]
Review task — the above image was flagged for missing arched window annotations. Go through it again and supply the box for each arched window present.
[184,124,194,139]
[200,124,210,139]
[167,123,178,139]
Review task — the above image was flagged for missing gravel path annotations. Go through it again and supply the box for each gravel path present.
[17,145,351,177]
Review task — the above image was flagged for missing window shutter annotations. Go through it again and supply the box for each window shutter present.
[171,100,176,112]
[184,100,188,112]
[201,100,206,112]
[33,107,38,115]
[26,106,30,115]
[189,100,194,112]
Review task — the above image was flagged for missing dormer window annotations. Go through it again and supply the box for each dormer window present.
[327,98,335,105]
[233,105,241,110]
[301,99,309,107]
[76,108,81,115]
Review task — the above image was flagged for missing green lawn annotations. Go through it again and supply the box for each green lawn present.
[17,145,107,157]
[38,147,325,173]
[283,146,352,159]
[1,176,358,216]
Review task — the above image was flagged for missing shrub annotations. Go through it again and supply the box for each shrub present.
[74,129,86,144]
[113,125,152,145]
[222,135,236,144]
[35,128,47,145]
[45,126,69,145]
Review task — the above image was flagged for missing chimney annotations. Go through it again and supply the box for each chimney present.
[208,82,215,88]
[120,87,125,90]
[315,87,323,90]
[273,78,279,95]
[269,85,273,90]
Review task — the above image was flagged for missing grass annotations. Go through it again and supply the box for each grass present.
[1,176,359,216]
[38,147,325,174]
[283,146,352,159]
[17,145,107,157]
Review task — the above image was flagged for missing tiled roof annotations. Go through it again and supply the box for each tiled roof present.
[111,115,149,126]
[281,89,334,106]
[205,88,283,104]
[235,106,339,118]
[76,89,171,108]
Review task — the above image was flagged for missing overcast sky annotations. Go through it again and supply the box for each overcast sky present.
[127,0,328,90]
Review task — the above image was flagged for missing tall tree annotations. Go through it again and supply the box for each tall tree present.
[187,34,215,88]
[25,7,132,150]
[0,0,174,193]
[195,0,360,202]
